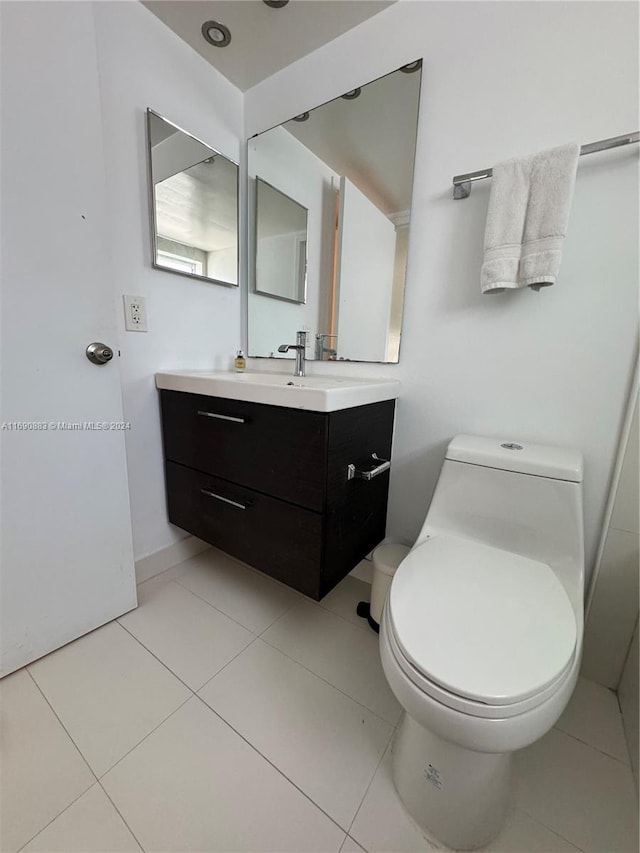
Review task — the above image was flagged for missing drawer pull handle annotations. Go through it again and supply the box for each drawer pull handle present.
[200,488,248,510]
[197,410,245,424]
[347,453,391,482]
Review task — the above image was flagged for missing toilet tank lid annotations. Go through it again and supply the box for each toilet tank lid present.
[446,435,583,482]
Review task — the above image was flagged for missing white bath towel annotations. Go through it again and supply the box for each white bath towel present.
[481,143,580,294]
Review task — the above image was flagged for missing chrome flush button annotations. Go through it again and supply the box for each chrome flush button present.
[501,442,524,450]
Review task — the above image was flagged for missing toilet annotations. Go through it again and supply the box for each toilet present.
[380,434,584,850]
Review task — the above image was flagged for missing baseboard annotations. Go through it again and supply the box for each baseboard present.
[135,536,211,584]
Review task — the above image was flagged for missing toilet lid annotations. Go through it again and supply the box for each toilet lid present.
[388,535,577,706]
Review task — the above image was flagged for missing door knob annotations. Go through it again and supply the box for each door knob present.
[86,342,114,365]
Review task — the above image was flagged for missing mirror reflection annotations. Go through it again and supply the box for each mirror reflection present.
[146,109,239,286]
[255,178,308,304]
[247,61,422,363]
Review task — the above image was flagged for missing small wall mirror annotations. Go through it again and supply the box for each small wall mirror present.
[255,178,308,304]
[247,60,422,363]
[146,109,239,286]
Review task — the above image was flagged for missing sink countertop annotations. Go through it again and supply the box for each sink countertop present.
[155,370,401,413]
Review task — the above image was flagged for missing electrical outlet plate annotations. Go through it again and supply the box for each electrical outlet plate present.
[123,295,148,332]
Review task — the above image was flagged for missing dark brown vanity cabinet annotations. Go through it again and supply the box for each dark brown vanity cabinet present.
[159,390,396,599]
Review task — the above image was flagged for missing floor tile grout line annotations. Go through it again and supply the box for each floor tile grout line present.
[15,670,100,851]
[316,600,376,634]
[514,805,587,852]
[25,642,607,853]
[137,567,632,763]
[32,586,392,821]
[96,694,193,782]
[118,604,260,696]
[345,731,395,840]
[202,545,310,599]
[314,581,379,637]
[115,620,198,695]
[140,568,634,769]
[129,576,260,638]
[132,574,321,699]
[25,668,98,780]
[165,542,309,613]
[142,547,374,628]
[34,619,199,783]
[534,819,585,853]
[260,585,377,639]
[192,691,352,837]
[552,722,634,767]
[615,689,636,769]
[155,551,370,638]
[169,573,297,637]
[194,635,261,694]
[255,593,302,637]
[15,783,97,853]
[195,632,395,832]
[29,623,195,787]
[194,681,393,840]
[258,631,400,727]
[96,779,146,852]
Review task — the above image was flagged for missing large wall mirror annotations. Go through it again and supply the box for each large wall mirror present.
[247,60,422,363]
[146,109,239,286]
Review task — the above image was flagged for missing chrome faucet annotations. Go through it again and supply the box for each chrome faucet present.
[278,330,307,377]
[315,333,337,361]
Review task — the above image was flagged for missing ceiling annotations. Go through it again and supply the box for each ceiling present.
[142,0,394,91]
[282,65,421,214]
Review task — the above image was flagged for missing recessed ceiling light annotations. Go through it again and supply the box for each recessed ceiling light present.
[263,1,290,7]
[341,88,361,100]
[293,112,310,122]
[400,59,422,73]
[201,20,231,47]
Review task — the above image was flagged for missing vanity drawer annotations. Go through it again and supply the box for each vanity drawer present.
[160,390,327,511]
[165,461,324,598]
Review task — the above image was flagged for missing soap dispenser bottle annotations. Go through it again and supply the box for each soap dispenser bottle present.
[234,349,246,372]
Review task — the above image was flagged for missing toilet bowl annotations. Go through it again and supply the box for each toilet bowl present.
[379,435,585,850]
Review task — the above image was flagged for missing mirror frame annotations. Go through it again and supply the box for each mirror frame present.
[146,108,240,288]
[253,176,309,305]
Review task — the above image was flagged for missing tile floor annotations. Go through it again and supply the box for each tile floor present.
[1,547,638,853]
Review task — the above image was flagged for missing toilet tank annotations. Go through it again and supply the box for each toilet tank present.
[418,435,585,606]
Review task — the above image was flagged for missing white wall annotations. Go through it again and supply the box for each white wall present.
[244,0,639,581]
[93,1,244,563]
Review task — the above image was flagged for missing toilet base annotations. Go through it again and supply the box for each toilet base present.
[392,713,512,850]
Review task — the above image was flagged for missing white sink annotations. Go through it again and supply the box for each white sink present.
[155,370,400,412]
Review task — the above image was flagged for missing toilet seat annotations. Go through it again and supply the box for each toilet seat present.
[387,535,577,713]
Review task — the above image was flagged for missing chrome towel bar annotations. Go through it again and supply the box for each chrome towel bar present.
[452,131,639,199]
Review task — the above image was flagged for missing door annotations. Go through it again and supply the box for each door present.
[0,2,137,676]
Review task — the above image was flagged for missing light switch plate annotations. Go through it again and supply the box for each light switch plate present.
[123,295,148,332]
